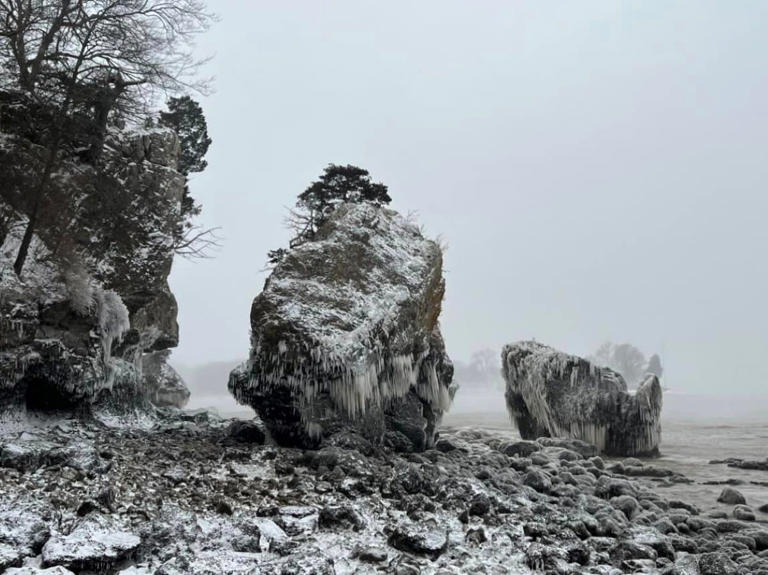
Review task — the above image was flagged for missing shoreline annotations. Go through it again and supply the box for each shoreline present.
[0,410,767,573]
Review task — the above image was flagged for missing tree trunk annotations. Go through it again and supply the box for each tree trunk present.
[13,140,61,277]
[13,202,38,276]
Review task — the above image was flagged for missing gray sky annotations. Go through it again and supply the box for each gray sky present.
[170,1,768,396]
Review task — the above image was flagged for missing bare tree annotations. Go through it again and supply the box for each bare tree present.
[173,224,221,260]
[0,0,213,276]
[589,341,647,386]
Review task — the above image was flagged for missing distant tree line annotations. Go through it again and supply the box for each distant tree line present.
[589,342,663,386]
[452,349,505,389]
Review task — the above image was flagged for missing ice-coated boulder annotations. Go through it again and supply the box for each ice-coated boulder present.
[229,203,454,450]
[501,341,662,457]
[41,514,140,572]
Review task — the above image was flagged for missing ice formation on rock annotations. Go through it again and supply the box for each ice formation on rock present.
[229,203,454,450]
[501,341,662,457]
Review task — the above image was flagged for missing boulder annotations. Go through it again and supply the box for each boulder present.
[227,419,267,444]
[501,341,662,457]
[718,487,746,505]
[387,522,449,560]
[733,505,755,521]
[229,204,454,450]
[41,514,140,572]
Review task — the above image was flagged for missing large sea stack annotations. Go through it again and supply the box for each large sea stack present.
[501,341,662,456]
[229,203,454,450]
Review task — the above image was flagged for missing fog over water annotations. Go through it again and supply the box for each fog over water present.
[169,1,768,402]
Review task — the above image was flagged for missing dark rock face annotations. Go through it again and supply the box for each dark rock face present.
[0,128,190,417]
[229,204,454,451]
[501,341,663,457]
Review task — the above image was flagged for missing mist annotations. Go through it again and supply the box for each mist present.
[169,1,768,399]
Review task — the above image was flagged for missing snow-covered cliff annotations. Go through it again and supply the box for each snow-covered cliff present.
[0,126,190,417]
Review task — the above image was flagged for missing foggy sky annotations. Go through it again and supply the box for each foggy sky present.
[169,1,768,396]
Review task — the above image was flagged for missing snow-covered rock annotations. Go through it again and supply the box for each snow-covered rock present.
[0,108,190,417]
[5,567,76,575]
[41,514,140,572]
[229,203,454,450]
[501,341,663,457]
[142,352,190,408]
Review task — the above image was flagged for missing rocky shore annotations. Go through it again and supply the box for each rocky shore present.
[1,412,767,575]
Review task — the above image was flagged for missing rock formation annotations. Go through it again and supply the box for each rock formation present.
[229,203,454,450]
[501,341,662,457]
[0,120,190,416]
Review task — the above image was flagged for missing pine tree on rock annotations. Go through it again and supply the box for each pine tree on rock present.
[293,164,391,243]
[157,96,216,258]
[159,96,212,177]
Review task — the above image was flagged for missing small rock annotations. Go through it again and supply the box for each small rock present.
[226,420,266,444]
[468,493,491,517]
[434,438,459,453]
[96,487,117,513]
[503,441,540,458]
[717,487,746,505]
[76,500,99,517]
[589,456,605,470]
[733,505,756,522]
[669,499,699,515]
[565,542,590,566]
[523,522,547,539]
[214,499,233,515]
[388,523,449,560]
[523,469,552,493]
[610,495,639,520]
[465,526,487,544]
[698,551,738,575]
[318,505,365,530]
[611,540,657,562]
[354,545,388,563]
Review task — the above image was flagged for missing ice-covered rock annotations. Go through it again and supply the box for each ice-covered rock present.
[0,543,24,571]
[142,352,189,408]
[229,203,454,450]
[501,341,662,457]
[0,503,51,560]
[0,117,190,417]
[41,514,140,572]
